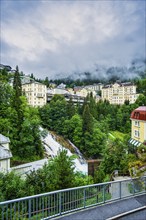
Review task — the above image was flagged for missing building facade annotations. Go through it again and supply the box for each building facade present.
[47,88,85,105]
[130,106,146,146]
[84,83,103,91]
[22,82,47,107]
[0,134,12,173]
[101,82,139,104]
[74,87,97,98]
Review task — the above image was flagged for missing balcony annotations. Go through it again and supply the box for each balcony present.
[36,93,44,98]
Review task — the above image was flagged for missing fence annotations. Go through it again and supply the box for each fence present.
[0,176,146,220]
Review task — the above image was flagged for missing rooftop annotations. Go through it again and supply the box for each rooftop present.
[135,106,146,111]
[0,134,10,144]
[102,82,134,89]
[22,81,45,85]
[131,106,146,121]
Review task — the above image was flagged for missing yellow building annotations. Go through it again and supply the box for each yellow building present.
[22,82,47,107]
[130,106,146,146]
[101,82,139,104]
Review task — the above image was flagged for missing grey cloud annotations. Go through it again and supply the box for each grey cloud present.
[1,0,145,79]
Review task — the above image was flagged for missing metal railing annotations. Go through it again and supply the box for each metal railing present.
[0,176,146,220]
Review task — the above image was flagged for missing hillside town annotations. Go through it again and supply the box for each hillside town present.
[8,74,141,107]
[1,0,146,218]
[0,64,146,178]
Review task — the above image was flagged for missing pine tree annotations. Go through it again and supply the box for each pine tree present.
[82,104,93,134]
[12,66,23,130]
[51,149,75,189]
[66,97,75,119]
[13,66,22,97]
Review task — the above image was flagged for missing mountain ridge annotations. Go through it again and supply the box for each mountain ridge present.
[54,58,146,81]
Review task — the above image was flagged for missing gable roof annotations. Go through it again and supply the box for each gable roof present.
[0,144,12,160]
[0,134,10,144]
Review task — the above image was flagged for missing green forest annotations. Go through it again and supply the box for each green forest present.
[0,67,146,202]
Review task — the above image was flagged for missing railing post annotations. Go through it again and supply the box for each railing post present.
[59,192,62,215]
[28,199,31,219]
[96,187,98,203]
[119,181,121,199]
[2,206,4,220]
[83,189,86,208]
[130,180,135,196]
[133,181,135,195]
[103,185,105,203]
[145,176,146,192]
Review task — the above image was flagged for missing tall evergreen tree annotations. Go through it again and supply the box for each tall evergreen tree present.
[44,76,50,87]
[12,66,23,129]
[88,92,97,119]
[82,104,93,134]
[52,149,75,189]
[25,149,75,194]
[13,66,22,97]
[66,97,76,119]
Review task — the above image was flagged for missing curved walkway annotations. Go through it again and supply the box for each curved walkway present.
[118,209,146,220]
[110,176,132,199]
[54,194,146,220]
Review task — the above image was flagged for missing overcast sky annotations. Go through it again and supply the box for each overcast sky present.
[1,0,145,79]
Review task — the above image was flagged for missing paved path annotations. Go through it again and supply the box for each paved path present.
[119,209,146,220]
[110,176,132,199]
[54,194,146,220]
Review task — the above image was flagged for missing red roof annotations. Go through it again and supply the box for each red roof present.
[131,106,146,121]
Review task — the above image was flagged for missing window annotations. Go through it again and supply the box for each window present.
[134,130,140,137]
[134,112,140,119]
[134,121,140,127]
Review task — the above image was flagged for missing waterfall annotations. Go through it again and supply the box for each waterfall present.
[68,140,86,164]
[41,130,87,174]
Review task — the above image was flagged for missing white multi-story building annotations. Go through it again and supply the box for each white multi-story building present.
[47,88,85,105]
[74,87,97,98]
[84,83,103,91]
[0,134,12,173]
[57,83,66,89]
[101,82,139,105]
[22,82,47,107]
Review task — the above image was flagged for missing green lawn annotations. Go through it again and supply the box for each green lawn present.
[109,131,126,141]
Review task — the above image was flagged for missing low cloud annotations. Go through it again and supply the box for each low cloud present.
[1,1,145,79]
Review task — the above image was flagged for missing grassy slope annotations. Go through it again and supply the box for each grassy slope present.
[109,131,127,141]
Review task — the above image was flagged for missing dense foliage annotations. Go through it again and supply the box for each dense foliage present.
[39,94,108,159]
[0,150,93,202]
[0,68,43,161]
[0,67,146,201]
[39,92,146,159]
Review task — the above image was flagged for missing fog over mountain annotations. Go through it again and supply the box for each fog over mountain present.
[53,58,146,81]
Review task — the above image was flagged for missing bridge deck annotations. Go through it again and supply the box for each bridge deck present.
[118,209,146,220]
[55,194,146,220]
